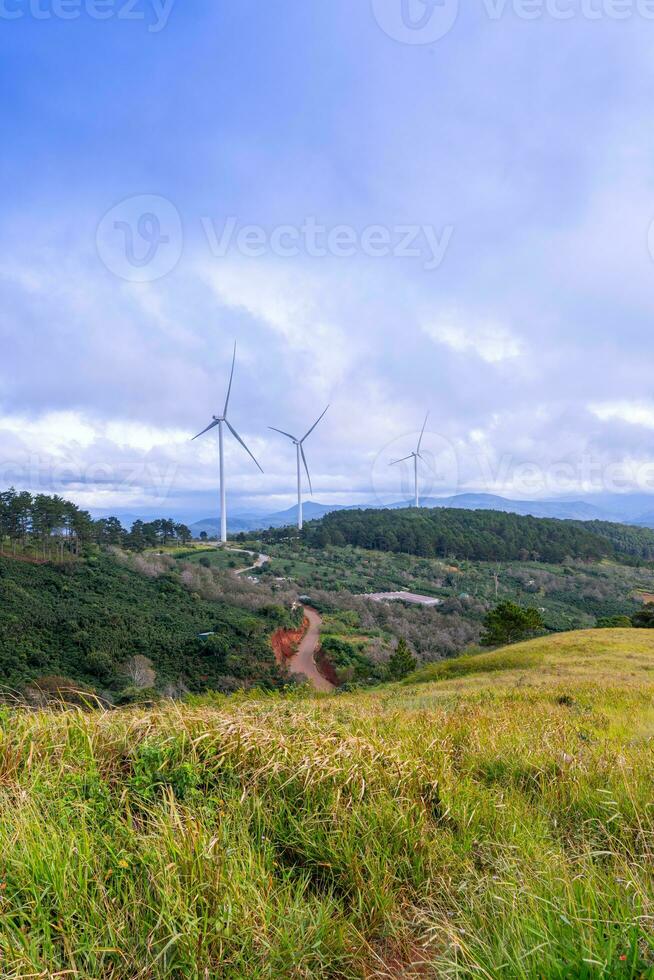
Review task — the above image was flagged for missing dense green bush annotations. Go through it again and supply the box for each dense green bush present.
[632,603,654,628]
[320,635,384,684]
[597,615,633,628]
[0,553,286,698]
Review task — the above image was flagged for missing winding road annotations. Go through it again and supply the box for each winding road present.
[288,606,334,692]
[224,546,334,692]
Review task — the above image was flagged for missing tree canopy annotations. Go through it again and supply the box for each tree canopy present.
[387,638,417,680]
[480,601,546,647]
[259,507,654,564]
[0,488,192,558]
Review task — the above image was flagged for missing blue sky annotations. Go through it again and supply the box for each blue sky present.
[2,0,654,520]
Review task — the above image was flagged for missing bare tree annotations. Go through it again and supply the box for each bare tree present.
[121,655,156,689]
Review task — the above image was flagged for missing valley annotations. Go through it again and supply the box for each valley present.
[235,537,654,677]
[4,496,654,700]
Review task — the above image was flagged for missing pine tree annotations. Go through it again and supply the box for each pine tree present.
[387,638,416,681]
[480,601,545,647]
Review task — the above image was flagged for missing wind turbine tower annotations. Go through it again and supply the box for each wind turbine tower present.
[192,343,263,544]
[269,406,329,530]
[390,412,429,508]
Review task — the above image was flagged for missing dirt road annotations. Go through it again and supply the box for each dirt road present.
[288,606,334,692]
[234,552,270,576]
[221,547,270,576]
[224,547,333,692]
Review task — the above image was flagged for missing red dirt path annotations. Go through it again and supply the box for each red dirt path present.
[271,609,336,692]
[271,617,309,664]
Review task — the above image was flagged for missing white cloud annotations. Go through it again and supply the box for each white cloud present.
[0,411,97,453]
[590,400,654,430]
[200,260,355,390]
[0,411,189,455]
[103,420,189,452]
[422,313,524,364]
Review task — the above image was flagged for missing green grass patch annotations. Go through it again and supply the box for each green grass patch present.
[0,640,653,976]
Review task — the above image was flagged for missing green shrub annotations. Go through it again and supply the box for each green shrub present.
[632,603,654,628]
[0,552,286,696]
[597,615,633,628]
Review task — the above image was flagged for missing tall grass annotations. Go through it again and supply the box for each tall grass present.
[0,636,652,976]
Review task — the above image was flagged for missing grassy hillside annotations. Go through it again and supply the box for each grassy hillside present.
[0,551,291,698]
[407,627,654,690]
[0,631,652,977]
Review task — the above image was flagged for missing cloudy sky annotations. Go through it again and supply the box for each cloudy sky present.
[2,0,654,520]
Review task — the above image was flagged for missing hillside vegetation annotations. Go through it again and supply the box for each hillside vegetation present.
[0,551,294,699]
[244,538,654,671]
[261,506,654,562]
[0,630,652,977]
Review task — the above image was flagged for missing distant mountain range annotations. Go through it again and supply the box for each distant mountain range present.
[420,494,617,521]
[631,512,654,527]
[190,502,342,536]
[190,492,654,537]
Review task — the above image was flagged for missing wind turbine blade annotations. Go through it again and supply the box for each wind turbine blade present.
[225,419,264,473]
[223,341,237,417]
[390,454,414,466]
[417,412,429,454]
[300,444,313,495]
[192,418,220,441]
[268,426,297,442]
[300,404,329,443]
[417,453,437,476]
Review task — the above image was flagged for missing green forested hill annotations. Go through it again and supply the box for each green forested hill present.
[270,507,654,562]
[0,553,287,699]
[573,518,654,559]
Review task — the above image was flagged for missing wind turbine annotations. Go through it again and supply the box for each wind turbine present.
[269,406,329,530]
[192,342,263,544]
[390,413,429,508]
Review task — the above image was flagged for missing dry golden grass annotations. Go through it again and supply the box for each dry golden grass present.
[405,628,654,693]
